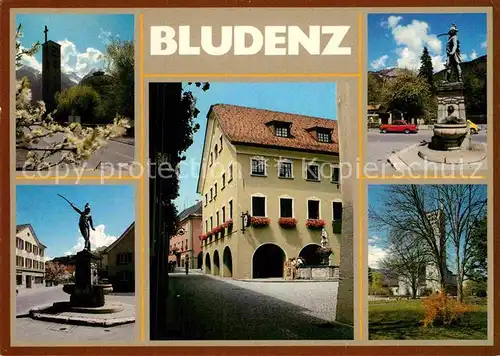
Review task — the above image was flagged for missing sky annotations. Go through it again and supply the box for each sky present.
[367,184,487,270]
[368,13,487,72]
[16,185,135,259]
[173,82,337,211]
[16,13,134,79]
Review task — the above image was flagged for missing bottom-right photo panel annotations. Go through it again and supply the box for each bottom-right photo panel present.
[367,184,488,341]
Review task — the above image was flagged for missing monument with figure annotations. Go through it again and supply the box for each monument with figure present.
[417,23,486,164]
[57,195,112,308]
[28,195,134,327]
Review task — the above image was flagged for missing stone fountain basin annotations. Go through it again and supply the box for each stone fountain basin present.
[63,283,113,295]
[433,123,468,139]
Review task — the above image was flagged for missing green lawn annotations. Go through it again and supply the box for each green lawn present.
[369,299,487,340]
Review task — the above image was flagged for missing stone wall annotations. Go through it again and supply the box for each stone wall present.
[295,265,339,280]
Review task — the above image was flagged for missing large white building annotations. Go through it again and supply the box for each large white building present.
[15,224,47,289]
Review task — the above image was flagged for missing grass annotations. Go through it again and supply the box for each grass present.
[369,299,487,340]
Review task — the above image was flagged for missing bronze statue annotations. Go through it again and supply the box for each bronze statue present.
[58,194,95,251]
[438,23,462,82]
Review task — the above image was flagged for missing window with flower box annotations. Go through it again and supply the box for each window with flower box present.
[252,196,267,217]
[280,198,293,218]
[307,200,320,219]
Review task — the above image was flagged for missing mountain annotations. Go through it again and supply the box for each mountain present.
[15,65,103,103]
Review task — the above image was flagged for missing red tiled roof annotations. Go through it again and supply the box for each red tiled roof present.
[210,104,339,154]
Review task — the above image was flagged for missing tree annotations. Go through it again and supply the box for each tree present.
[56,85,101,123]
[380,228,429,299]
[369,185,449,292]
[15,24,130,170]
[368,73,385,104]
[102,39,135,122]
[149,82,209,339]
[419,47,435,92]
[465,215,487,284]
[435,185,487,302]
[381,70,433,125]
[45,261,67,284]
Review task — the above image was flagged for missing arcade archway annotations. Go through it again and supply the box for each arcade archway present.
[298,244,323,265]
[252,243,286,279]
[223,246,233,277]
[204,253,211,274]
[213,250,221,276]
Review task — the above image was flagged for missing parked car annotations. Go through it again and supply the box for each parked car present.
[379,120,418,134]
[467,119,481,134]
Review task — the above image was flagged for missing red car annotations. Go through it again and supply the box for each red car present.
[379,120,418,134]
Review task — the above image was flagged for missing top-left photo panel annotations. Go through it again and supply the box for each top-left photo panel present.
[13,12,136,175]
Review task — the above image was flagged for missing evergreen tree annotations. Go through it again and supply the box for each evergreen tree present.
[419,47,435,92]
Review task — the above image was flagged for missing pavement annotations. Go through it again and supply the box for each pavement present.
[14,286,136,343]
[366,129,487,175]
[162,271,353,340]
[16,131,134,172]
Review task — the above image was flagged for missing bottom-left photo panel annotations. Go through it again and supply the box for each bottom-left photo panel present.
[13,184,137,345]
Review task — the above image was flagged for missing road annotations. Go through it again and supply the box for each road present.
[366,129,487,172]
[17,131,134,171]
[16,286,68,316]
[161,272,353,340]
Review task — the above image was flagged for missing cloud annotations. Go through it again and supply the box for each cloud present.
[370,55,389,70]
[19,36,106,80]
[481,40,487,48]
[387,16,403,29]
[368,244,387,268]
[57,39,105,78]
[384,16,446,72]
[64,224,117,255]
[19,46,42,72]
[470,50,478,60]
[98,29,113,44]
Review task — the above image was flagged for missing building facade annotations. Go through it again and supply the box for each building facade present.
[103,222,135,292]
[15,224,47,289]
[168,201,203,269]
[197,104,343,279]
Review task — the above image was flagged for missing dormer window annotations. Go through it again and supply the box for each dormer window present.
[275,124,290,137]
[317,129,332,143]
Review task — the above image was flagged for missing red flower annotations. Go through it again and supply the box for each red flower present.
[215,225,223,233]
[306,219,326,229]
[278,217,297,228]
[210,228,218,236]
[223,219,234,228]
[199,234,207,241]
[251,217,271,227]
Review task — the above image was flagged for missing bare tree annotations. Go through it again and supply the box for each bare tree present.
[435,184,487,302]
[380,228,429,299]
[369,185,448,291]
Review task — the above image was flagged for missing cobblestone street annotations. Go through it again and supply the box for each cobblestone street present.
[163,271,353,340]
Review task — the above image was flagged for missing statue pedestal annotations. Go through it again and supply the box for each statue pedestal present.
[429,81,470,151]
[436,81,466,123]
[63,250,108,308]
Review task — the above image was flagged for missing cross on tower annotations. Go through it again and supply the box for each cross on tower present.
[44,25,48,43]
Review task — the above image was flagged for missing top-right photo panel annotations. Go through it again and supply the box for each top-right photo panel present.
[367,13,488,177]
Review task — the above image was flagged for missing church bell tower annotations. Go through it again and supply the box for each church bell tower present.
[41,25,61,112]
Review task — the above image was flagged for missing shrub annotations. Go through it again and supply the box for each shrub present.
[421,292,479,327]
[420,288,433,297]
